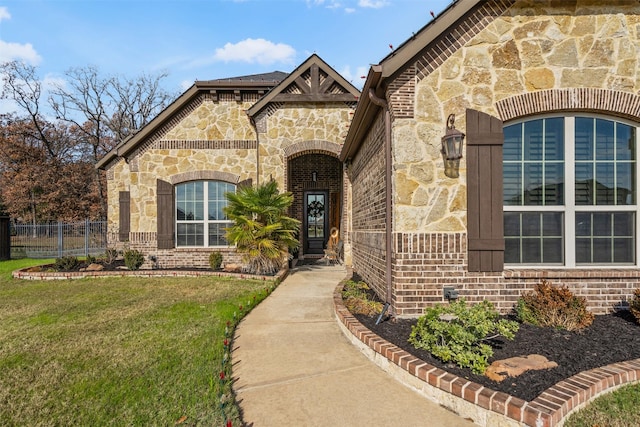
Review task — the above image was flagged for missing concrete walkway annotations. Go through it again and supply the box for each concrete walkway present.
[232,263,475,426]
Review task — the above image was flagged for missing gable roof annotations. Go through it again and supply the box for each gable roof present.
[96,72,286,170]
[340,0,482,161]
[247,53,360,118]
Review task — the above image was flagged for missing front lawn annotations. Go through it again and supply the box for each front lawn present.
[0,259,273,426]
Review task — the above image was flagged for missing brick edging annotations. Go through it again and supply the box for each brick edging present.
[13,267,289,283]
[333,280,640,427]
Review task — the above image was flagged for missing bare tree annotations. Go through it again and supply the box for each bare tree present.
[49,66,174,218]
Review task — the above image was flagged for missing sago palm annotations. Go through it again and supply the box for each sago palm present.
[224,180,300,275]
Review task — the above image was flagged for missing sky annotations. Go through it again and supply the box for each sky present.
[0,0,453,112]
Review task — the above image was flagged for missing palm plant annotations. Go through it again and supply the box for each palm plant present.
[224,180,300,275]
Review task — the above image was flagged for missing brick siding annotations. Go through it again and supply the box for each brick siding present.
[391,231,640,317]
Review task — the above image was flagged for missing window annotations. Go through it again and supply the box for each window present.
[176,181,235,247]
[503,115,637,266]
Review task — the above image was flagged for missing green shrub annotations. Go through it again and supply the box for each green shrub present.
[55,256,79,272]
[123,249,144,270]
[86,254,96,264]
[341,280,383,316]
[209,252,223,270]
[409,299,519,374]
[516,280,594,331]
[630,289,640,323]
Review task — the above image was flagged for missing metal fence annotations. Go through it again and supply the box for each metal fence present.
[10,220,107,259]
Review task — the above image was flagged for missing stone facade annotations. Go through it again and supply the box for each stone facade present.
[103,56,357,269]
[347,0,640,317]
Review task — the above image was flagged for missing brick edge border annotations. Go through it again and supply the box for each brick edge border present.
[13,266,289,283]
[333,278,640,427]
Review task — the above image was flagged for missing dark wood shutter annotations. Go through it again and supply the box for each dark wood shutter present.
[237,178,253,189]
[0,216,9,261]
[466,109,504,272]
[118,191,130,242]
[157,180,175,249]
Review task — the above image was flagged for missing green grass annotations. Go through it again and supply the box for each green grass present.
[564,382,640,427]
[0,259,276,426]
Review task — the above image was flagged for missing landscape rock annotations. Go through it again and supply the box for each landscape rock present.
[223,263,242,273]
[85,263,105,272]
[486,354,558,382]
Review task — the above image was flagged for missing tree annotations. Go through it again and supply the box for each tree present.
[224,181,300,275]
[49,65,175,218]
[1,60,175,220]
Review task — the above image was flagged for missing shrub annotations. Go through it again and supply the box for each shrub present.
[86,254,96,264]
[123,249,144,270]
[341,280,383,316]
[55,256,79,272]
[516,280,594,331]
[409,299,519,374]
[209,252,223,270]
[630,289,640,323]
[103,248,119,265]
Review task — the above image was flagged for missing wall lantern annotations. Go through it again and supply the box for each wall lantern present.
[441,114,465,178]
[312,171,318,182]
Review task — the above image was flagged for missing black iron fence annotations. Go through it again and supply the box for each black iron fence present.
[10,220,107,259]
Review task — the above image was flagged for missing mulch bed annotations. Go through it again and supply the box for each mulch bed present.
[354,308,640,402]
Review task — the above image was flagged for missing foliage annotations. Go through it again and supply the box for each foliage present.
[515,280,594,331]
[85,254,96,264]
[209,252,223,270]
[123,249,144,270]
[630,289,640,324]
[341,280,383,316]
[54,256,79,271]
[0,61,174,220]
[224,181,300,275]
[409,299,519,374]
[102,248,120,265]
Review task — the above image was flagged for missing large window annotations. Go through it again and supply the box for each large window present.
[176,181,235,247]
[504,115,637,266]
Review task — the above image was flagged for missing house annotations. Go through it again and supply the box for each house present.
[96,54,359,268]
[341,0,640,316]
[99,0,640,317]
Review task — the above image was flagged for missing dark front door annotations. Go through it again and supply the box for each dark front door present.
[304,191,328,255]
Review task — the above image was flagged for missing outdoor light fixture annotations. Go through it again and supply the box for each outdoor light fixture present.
[441,114,465,178]
[312,171,317,182]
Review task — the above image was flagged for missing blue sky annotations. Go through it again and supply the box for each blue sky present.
[1,0,452,109]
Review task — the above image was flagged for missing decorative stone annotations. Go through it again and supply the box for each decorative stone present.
[223,263,242,273]
[85,263,104,272]
[491,39,521,70]
[486,354,558,382]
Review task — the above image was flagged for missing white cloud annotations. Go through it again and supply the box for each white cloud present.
[358,0,389,8]
[339,65,369,89]
[180,79,194,91]
[0,6,10,21]
[213,38,295,65]
[0,40,42,65]
[344,7,356,13]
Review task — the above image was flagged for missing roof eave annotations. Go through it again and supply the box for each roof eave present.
[380,0,481,79]
[340,66,383,162]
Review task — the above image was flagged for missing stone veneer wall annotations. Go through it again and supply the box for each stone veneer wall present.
[382,1,640,316]
[106,92,354,268]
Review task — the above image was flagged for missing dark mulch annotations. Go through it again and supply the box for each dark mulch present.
[354,309,640,402]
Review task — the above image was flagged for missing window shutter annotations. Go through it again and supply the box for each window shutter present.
[237,178,253,189]
[157,180,175,249]
[118,191,130,242]
[466,109,504,272]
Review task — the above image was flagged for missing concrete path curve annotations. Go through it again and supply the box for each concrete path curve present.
[232,263,476,426]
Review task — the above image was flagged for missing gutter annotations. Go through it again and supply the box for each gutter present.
[367,87,393,315]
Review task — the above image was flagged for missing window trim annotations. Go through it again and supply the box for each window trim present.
[503,113,640,268]
[175,180,235,248]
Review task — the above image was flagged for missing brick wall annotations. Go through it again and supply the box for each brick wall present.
[349,111,388,300]
[288,152,343,254]
[392,231,640,317]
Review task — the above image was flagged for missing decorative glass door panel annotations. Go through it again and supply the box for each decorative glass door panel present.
[305,192,328,254]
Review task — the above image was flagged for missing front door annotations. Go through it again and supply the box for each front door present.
[304,191,328,255]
